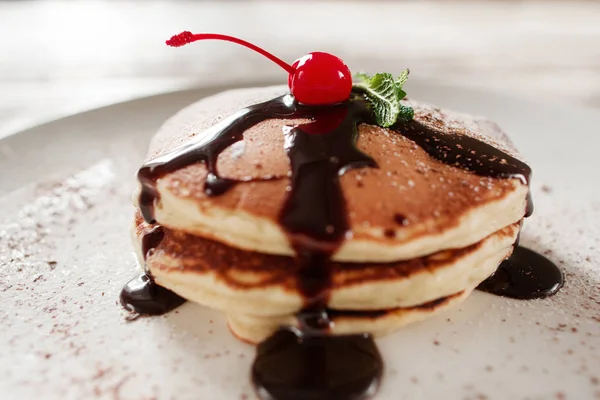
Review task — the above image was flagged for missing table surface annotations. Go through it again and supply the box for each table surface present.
[1,0,599,139]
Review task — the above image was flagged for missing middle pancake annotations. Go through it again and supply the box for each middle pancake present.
[133,212,519,317]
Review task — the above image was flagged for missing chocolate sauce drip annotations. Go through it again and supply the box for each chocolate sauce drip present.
[477,246,563,299]
[395,120,534,216]
[279,100,375,249]
[120,273,185,315]
[141,225,165,261]
[253,98,382,399]
[290,252,336,334]
[121,226,186,315]
[294,251,333,311]
[252,329,382,400]
[205,173,238,197]
[277,98,374,333]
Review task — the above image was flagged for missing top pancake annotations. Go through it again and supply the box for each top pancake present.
[137,85,528,262]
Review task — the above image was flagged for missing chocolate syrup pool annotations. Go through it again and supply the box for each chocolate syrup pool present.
[120,225,185,315]
[478,246,563,299]
[121,90,562,400]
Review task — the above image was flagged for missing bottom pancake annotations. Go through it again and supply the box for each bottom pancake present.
[132,211,519,318]
[226,290,470,344]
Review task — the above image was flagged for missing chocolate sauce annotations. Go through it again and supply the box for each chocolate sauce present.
[293,252,332,311]
[477,246,563,299]
[279,100,374,249]
[275,97,375,339]
[120,273,185,315]
[252,329,382,400]
[125,89,560,400]
[120,225,186,315]
[395,120,533,216]
[137,94,311,223]
[251,98,383,399]
[141,225,165,259]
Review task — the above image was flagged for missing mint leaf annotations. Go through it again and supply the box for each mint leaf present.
[396,69,410,87]
[352,69,413,127]
[398,104,414,123]
[352,72,398,127]
[395,69,409,99]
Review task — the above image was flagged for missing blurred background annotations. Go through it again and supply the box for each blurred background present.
[0,0,599,139]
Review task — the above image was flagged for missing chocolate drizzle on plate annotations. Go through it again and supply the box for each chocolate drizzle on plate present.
[477,246,564,299]
[252,329,382,400]
[120,273,185,315]
[122,88,562,400]
[120,225,185,315]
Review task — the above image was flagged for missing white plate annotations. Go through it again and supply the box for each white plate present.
[1,83,599,400]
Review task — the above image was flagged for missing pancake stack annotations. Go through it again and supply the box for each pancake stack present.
[132,86,529,344]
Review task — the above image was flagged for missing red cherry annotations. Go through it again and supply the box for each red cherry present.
[288,53,352,105]
[166,32,352,105]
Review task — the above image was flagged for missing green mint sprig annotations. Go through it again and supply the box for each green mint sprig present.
[352,69,414,127]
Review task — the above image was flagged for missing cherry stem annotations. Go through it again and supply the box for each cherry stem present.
[166,31,296,74]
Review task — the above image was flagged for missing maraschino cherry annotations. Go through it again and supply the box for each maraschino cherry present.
[166,31,352,105]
